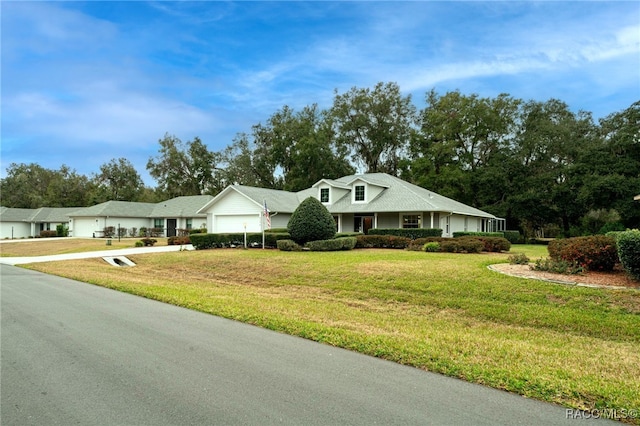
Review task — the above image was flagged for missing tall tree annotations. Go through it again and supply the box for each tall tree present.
[92,158,144,202]
[330,82,416,175]
[0,163,93,208]
[508,99,597,235]
[406,90,520,207]
[255,104,354,191]
[147,134,220,197]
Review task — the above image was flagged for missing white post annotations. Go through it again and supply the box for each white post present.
[243,222,247,249]
[261,210,265,249]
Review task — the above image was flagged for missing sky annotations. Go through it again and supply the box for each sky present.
[2,1,639,186]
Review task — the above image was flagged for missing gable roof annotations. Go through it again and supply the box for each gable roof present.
[199,173,496,219]
[67,201,157,218]
[150,195,213,217]
[329,173,495,218]
[0,206,82,223]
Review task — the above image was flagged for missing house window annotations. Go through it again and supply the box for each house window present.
[445,216,450,235]
[320,188,329,203]
[186,218,193,229]
[355,185,365,202]
[402,214,421,229]
[154,218,163,228]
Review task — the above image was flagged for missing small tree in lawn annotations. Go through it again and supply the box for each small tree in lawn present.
[288,197,336,245]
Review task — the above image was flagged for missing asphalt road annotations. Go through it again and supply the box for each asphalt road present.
[1,264,610,425]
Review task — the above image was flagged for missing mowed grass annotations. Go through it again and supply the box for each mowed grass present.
[22,244,640,420]
[0,238,165,257]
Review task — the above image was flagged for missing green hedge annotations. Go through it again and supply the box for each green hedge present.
[457,236,511,252]
[276,239,302,251]
[305,237,357,251]
[503,230,521,244]
[406,237,446,251]
[548,236,618,272]
[190,232,291,249]
[453,231,504,238]
[440,239,484,253]
[368,228,442,239]
[355,235,411,249]
[616,230,640,280]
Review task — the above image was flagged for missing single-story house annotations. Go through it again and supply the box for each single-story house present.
[67,195,212,238]
[0,195,212,239]
[0,207,81,239]
[197,173,504,237]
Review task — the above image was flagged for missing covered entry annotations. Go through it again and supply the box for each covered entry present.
[354,215,374,234]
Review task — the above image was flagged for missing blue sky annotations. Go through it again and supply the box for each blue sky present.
[2,1,639,185]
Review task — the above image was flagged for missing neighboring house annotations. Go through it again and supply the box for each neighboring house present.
[0,207,81,239]
[67,195,212,237]
[0,195,212,239]
[197,173,504,237]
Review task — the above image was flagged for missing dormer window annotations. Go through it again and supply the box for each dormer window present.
[354,185,365,202]
[320,188,329,203]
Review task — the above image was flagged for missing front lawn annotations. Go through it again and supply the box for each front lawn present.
[25,246,640,421]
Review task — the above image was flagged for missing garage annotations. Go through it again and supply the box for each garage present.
[214,214,262,233]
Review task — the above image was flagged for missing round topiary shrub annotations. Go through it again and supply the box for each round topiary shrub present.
[548,235,618,271]
[287,197,336,245]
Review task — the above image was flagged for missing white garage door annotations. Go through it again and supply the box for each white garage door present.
[214,215,262,233]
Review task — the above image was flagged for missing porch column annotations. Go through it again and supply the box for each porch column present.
[374,213,378,229]
[430,212,434,228]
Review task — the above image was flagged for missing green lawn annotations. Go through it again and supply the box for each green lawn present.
[24,244,640,421]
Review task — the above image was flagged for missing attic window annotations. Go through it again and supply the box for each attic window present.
[320,188,329,203]
[354,185,365,202]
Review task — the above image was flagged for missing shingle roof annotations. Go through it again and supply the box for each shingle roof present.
[149,195,213,217]
[203,173,496,218]
[67,201,157,218]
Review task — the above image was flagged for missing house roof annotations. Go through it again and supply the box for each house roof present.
[149,195,213,217]
[67,201,157,218]
[0,206,82,223]
[199,173,497,219]
[329,173,495,218]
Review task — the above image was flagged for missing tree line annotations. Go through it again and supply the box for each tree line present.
[1,82,638,237]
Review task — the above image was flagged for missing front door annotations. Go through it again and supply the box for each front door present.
[167,219,177,237]
[354,215,374,234]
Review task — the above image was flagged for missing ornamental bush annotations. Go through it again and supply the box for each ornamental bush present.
[368,228,442,239]
[355,234,410,249]
[423,242,440,252]
[276,239,302,251]
[440,238,484,253]
[616,230,640,280]
[458,236,511,252]
[548,236,618,272]
[287,197,336,245]
[305,237,357,251]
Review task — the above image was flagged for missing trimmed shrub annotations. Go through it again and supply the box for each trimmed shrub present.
[288,197,336,245]
[39,230,58,238]
[548,236,618,272]
[139,227,148,237]
[355,235,410,249]
[599,222,625,235]
[190,232,291,249]
[140,238,157,246]
[305,237,357,251]
[453,231,503,238]
[168,236,191,245]
[368,228,442,239]
[458,236,511,253]
[103,226,115,238]
[423,242,440,252]
[277,239,302,251]
[616,230,640,280]
[135,241,144,247]
[266,228,289,233]
[440,238,483,253]
[407,237,446,251]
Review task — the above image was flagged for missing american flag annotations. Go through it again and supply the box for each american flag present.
[263,201,271,230]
